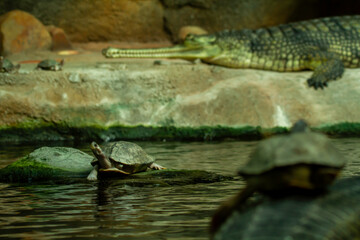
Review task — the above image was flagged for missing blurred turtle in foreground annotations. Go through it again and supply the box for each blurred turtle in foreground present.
[212,176,360,240]
[36,59,64,71]
[87,141,165,180]
[210,119,347,235]
[0,56,20,73]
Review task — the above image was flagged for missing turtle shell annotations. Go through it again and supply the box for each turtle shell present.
[2,59,14,69]
[91,141,154,166]
[37,59,62,70]
[1,58,19,72]
[239,132,346,176]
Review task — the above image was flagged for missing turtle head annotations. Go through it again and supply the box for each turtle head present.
[90,142,102,155]
[90,142,106,161]
[90,142,113,169]
[53,59,64,71]
[290,119,309,133]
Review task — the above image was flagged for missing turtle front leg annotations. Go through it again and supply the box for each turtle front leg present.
[149,163,166,170]
[210,185,255,236]
[87,165,99,180]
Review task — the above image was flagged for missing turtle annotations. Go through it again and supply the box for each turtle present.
[36,59,64,71]
[0,56,20,73]
[210,119,347,235]
[87,141,165,180]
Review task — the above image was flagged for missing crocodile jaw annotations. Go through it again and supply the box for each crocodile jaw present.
[102,44,221,60]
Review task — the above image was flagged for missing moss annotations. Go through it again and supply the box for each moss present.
[315,122,360,136]
[98,169,234,187]
[0,155,85,183]
[0,119,54,130]
[0,159,233,185]
[0,121,359,143]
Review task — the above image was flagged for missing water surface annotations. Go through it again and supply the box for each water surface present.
[0,139,359,239]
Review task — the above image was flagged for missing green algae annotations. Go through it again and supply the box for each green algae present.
[0,147,94,182]
[314,122,360,136]
[0,122,359,143]
[0,156,73,182]
[98,169,234,187]
[0,157,234,185]
[0,124,284,143]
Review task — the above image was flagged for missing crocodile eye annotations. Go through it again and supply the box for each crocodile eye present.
[185,34,195,40]
[207,36,216,42]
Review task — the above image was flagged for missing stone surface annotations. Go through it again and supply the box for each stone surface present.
[213,177,360,239]
[97,169,234,187]
[0,10,51,56]
[0,147,93,182]
[46,25,72,50]
[0,0,168,43]
[0,146,233,184]
[162,0,323,41]
[0,49,359,142]
[2,0,360,43]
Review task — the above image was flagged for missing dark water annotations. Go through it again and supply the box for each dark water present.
[0,139,359,239]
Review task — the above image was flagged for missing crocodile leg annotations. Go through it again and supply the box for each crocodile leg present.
[305,51,345,90]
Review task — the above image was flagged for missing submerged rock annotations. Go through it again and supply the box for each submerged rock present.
[0,146,233,185]
[99,169,234,187]
[212,177,360,240]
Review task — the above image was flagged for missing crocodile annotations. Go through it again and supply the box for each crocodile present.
[102,15,360,90]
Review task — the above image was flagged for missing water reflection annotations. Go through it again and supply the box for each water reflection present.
[0,139,359,239]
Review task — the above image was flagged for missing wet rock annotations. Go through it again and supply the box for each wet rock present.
[212,177,360,239]
[0,10,51,56]
[0,147,93,182]
[0,146,233,184]
[97,169,234,187]
[46,25,72,50]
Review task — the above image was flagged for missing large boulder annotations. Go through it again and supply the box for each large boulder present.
[0,55,360,142]
[0,10,52,56]
[46,25,72,50]
[0,0,168,43]
[2,0,357,43]
[162,0,321,41]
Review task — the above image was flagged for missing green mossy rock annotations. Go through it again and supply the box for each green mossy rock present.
[0,146,93,182]
[0,146,234,185]
[98,169,234,187]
